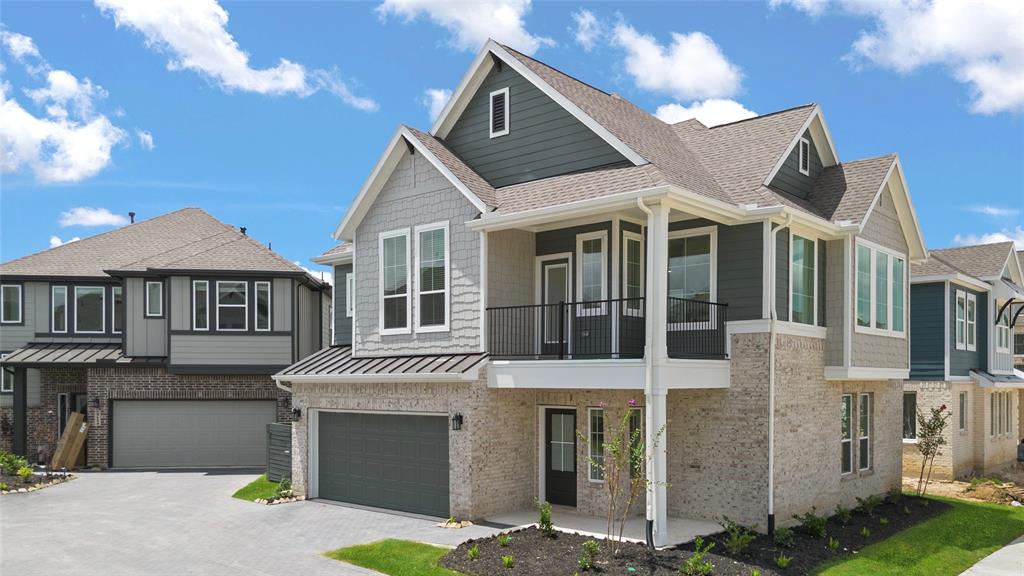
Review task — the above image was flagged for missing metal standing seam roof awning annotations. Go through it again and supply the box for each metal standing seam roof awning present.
[273,346,489,383]
[0,343,165,368]
[970,369,1024,389]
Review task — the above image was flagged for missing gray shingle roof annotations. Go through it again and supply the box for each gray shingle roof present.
[317,243,353,259]
[929,242,1015,280]
[804,155,896,224]
[0,208,311,280]
[405,126,497,207]
[911,255,961,277]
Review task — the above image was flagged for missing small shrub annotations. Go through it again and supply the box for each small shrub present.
[860,526,871,539]
[467,544,479,560]
[0,482,8,491]
[775,553,792,569]
[537,499,555,538]
[886,486,904,504]
[679,536,715,576]
[274,477,293,499]
[751,571,761,576]
[792,507,827,538]
[835,504,852,526]
[855,494,884,517]
[902,505,912,516]
[879,517,889,526]
[0,451,28,476]
[719,516,756,555]
[827,536,840,552]
[773,527,794,548]
[497,533,511,547]
[17,466,32,481]
[501,555,514,568]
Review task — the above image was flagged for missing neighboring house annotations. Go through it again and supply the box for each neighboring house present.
[0,208,330,468]
[1016,251,1024,372]
[904,242,1024,481]
[274,40,927,544]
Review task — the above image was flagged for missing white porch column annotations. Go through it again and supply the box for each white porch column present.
[644,202,670,547]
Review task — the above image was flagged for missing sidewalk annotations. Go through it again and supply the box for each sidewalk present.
[960,535,1024,576]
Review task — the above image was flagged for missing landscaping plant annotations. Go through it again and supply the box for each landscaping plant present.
[774,553,792,569]
[827,536,840,552]
[914,404,951,497]
[17,466,32,481]
[860,526,871,539]
[792,507,827,538]
[772,527,794,548]
[497,533,511,547]
[855,494,883,517]
[0,451,27,476]
[274,477,293,499]
[577,539,600,571]
[467,544,479,560]
[719,516,756,555]
[678,536,714,576]
[835,504,852,526]
[537,499,555,538]
[886,486,903,504]
[501,555,514,568]
[879,516,889,526]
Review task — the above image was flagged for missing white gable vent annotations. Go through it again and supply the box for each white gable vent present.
[489,87,509,138]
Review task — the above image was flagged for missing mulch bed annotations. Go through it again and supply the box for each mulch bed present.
[442,495,949,575]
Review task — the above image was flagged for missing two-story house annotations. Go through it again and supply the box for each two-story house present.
[904,241,1024,480]
[0,208,330,468]
[274,40,927,544]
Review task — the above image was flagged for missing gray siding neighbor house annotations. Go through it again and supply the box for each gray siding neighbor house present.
[0,208,330,468]
[277,39,929,543]
[903,241,1024,481]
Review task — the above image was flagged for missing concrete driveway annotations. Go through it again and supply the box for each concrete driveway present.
[0,471,499,575]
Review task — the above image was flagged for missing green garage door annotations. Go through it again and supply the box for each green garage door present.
[317,412,449,518]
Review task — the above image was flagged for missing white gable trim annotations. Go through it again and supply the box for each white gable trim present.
[858,157,927,262]
[430,39,648,167]
[333,126,488,241]
[763,105,840,186]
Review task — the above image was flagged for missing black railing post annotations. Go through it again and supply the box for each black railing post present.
[558,300,566,360]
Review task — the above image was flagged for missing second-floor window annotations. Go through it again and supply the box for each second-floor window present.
[668,227,715,326]
[855,241,905,336]
[112,286,124,334]
[345,273,354,318]
[995,308,1010,352]
[217,281,247,331]
[193,280,209,330]
[145,281,163,317]
[955,290,977,351]
[416,223,449,331]
[75,286,105,333]
[790,234,816,325]
[1,285,21,324]
[623,232,644,315]
[255,281,271,331]
[577,231,607,315]
[380,229,410,334]
[52,286,67,333]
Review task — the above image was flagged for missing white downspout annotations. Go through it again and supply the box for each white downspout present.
[636,198,657,547]
[768,213,792,536]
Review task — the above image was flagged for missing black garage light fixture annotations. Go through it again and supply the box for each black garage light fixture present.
[451,413,463,431]
[89,397,100,409]
[292,407,302,421]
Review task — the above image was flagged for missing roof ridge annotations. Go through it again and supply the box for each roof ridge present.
[836,153,897,166]
[931,240,1015,254]
[927,252,977,278]
[499,43,612,97]
[708,103,817,130]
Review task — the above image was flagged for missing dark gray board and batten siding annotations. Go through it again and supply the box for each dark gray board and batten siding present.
[949,283,987,376]
[909,282,945,380]
[444,65,628,188]
[769,129,823,200]
[333,263,353,346]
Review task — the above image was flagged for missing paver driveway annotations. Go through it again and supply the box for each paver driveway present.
[0,470,499,575]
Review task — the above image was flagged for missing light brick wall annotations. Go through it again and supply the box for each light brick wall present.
[901,381,956,480]
[353,152,483,356]
[976,387,1019,474]
[951,383,977,478]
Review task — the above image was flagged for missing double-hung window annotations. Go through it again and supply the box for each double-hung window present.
[955,290,977,351]
[968,294,978,351]
[112,286,124,334]
[858,393,871,471]
[903,392,917,440]
[958,391,967,431]
[668,227,715,327]
[790,234,816,325]
[1,285,21,324]
[623,232,644,316]
[75,286,105,333]
[841,394,853,474]
[1,364,13,393]
[193,280,209,330]
[854,241,906,336]
[52,286,68,333]
[217,281,247,331]
[380,229,410,334]
[996,308,1010,352]
[415,223,449,331]
[588,408,605,482]
[577,231,608,315]
[145,281,163,317]
[255,281,271,331]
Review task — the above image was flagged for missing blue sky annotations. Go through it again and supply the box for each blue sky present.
[1,1,1022,281]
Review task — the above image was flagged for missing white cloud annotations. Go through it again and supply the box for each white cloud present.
[965,205,1019,218]
[423,88,452,122]
[768,0,828,18]
[611,23,742,101]
[1,29,41,61]
[295,261,333,286]
[953,226,1024,250]
[59,207,130,227]
[25,69,106,119]
[135,129,155,150]
[655,99,757,127]
[376,0,554,56]
[571,9,602,52]
[842,0,1024,114]
[95,0,378,110]
[49,235,81,248]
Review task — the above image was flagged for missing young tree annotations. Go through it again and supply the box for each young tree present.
[915,404,951,497]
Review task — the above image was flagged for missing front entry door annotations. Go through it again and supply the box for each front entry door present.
[540,260,570,357]
[545,408,577,507]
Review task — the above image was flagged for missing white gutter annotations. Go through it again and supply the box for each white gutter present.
[275,379,293,394]
[767,213,792,535]
[270,368,483,385]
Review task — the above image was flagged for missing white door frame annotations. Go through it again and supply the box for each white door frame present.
[536,253,573,356]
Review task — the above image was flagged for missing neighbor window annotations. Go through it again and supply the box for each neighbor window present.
[255,281,271,331]
[577,232,607,315]
[995,309,1010,352]
[790,234,816,325]
[991,393,997,436]
[193,280,209,331]
[588,408,605,482]
[841,394,853,474]
[1,285,21,324]
[380,230,410,333]
[145,281,163,317]
[1,366,12,394]
[629,408,643,479]
[623,232,644,315]
[51,286,67,333]
[903,392,917,440]
[345,273,354,318]
[668,227,714,326]
[855,241,905,336]
[959,391,967,431]
[416,223,448,331]
[858,393,871,471]
[112,286,124,334]
[798,137,810,175]
[216,281,247,331]
[74,286,105,333]
[489,87,509,138]
[955,290,967,350]
[967,294,978,351]
[1005,392,1012,435]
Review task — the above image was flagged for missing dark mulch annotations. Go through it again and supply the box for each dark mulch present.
[442,495,948,576]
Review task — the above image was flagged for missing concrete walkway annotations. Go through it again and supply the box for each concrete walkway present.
[0,470,498,576]
[960,535,1024,576]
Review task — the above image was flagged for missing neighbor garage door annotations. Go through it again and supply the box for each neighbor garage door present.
[317,412,449,517]
[112,400,277,467]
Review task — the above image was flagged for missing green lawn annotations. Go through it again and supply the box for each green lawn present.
[324,539,461,576]
[817,496,1024,576]
[231,475,278,501]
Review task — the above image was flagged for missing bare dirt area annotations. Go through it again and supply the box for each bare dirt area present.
[902,464,1024,506]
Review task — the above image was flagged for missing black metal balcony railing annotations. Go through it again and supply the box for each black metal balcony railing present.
[486,297,728,361]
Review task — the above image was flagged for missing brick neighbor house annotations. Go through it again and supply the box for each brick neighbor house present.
[0,208,330,468]
[274,40,928,544]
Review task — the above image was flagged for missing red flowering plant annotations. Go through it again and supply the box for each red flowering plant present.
[915,404,951,497]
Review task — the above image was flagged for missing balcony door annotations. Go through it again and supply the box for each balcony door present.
[540,258,571,357]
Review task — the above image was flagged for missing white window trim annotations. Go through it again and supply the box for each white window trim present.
[0,284,22,324]
[955,290,967,351]
[958,391,967,432]
[74,286,106,334]
[111,286,123,335]
[576,230,609,317]
[379,228,411,335]
[587,407,605,483]
[255,281,272,332]
[798,137,811,176]
[622,231,645,317]
[345,273,354,318]
[414,221,451,333]
[51,285,68,333]
[1,362,13,393]
[853,239,907,339]
[489,87,509,138]
[858,393,871,471]
[841,393,854,475]
[667,225,718,331]
[967,293,978,352]
[216,280,248,332]
[995,308,1010,353]
[144,281,163,317]
[192,280,209,331]
[788,232,818,326]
